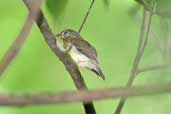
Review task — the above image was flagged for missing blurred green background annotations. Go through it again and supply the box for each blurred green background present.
[0,0,171,114]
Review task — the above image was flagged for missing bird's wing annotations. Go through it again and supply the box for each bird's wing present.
[71,38,98,63]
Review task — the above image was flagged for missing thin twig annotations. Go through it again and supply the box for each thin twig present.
[114,1,156,113]
[78,0,95,33]
[139,2,156,60]
[114,7,147,114]
[0,0,42,76]
[23,1,96,114]
[136,64,171,75]
[136,0,148,10]
[0,83,170,106]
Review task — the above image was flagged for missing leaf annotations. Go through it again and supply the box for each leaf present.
[103,0,110,7]
[46,0,68,20]
[135,0,171,18]
[156,0,171,18]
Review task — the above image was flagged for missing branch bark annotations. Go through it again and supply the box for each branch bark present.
[0,0,42,76]
[23,1,96,114]
[0,83,170,106]
[114,1,156,113]
[114,7,147,114]
[136,64,171,75]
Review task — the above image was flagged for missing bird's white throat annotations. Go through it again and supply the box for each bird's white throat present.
[56,39,65,52]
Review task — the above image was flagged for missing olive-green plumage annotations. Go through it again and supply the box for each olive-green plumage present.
[56,29,105,80]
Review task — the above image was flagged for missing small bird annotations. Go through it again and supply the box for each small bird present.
[56,29,105,80]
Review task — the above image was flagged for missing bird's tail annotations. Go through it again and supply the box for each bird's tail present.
[91,67,105,80]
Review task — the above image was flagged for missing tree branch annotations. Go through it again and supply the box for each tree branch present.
[78,0,95,33]
[114,1,156,113]
[0,83,170,106]
[0,0,42,76]
[136,64,171,75]
[114,7,147,114]
[23,1,96,114]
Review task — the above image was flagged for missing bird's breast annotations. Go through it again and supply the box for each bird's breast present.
[69,46,91,68]
[69,46,89,62]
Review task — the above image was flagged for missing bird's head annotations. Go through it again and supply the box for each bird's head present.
[56,29,80,39]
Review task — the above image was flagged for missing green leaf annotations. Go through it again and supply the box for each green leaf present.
[156,0,171,18]
[103,0,110,7]
[46,0,68,20]
[135,0,171,18]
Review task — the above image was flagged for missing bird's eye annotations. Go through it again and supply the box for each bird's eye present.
[63,31,68,35]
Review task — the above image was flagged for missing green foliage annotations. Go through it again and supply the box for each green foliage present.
[103,0,110,7]
[0,0,171,114]
[46,0,68,20]
[46,0,110,21]
[156,0,171,18]
[135,0,171,18]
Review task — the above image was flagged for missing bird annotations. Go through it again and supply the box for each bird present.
[56,29,105,80]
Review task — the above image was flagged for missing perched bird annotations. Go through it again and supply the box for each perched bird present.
[56,29,105,80]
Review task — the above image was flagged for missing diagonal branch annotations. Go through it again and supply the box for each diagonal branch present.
[114,1,156,113]
[23,1,96,114]
[78,0,95,33]
[0,0,42,76]
[0,83,170,106]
